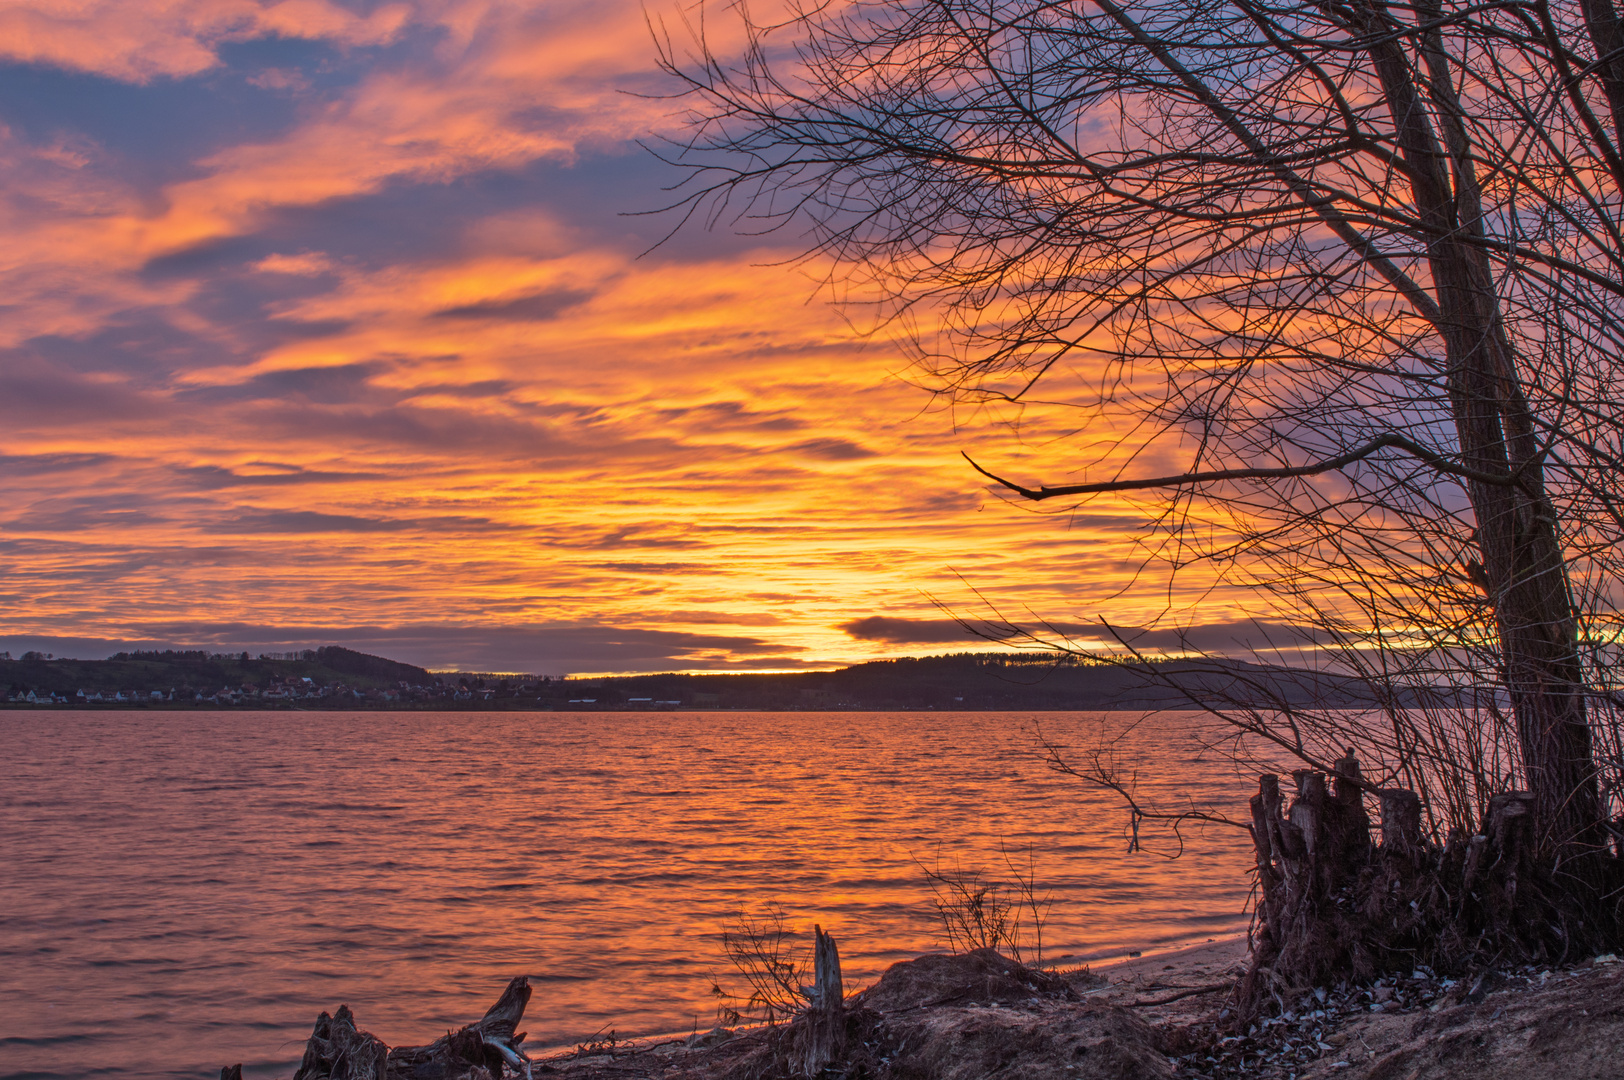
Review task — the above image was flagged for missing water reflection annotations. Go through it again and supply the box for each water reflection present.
[0,711,1258,1080]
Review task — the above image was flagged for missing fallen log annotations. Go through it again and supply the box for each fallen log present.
[232,976,533,1080]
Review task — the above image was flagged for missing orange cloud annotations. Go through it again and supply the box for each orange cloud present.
[252,251,333,275]
[0,0,1264,671]
[0,217,1257,668]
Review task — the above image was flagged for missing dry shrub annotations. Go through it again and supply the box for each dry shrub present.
[917,843,1051,966]
[711,904,810,1026]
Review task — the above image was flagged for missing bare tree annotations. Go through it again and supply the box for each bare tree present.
[654,0,1624,975]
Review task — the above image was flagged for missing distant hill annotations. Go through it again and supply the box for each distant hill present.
[0,647,1395,710]
[1,646,432,702]
[577,652,1397,711]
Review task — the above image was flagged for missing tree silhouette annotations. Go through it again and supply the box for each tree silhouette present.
[656,0,1624,973]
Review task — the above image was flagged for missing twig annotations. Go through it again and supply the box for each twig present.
[1129,984,1231,1006]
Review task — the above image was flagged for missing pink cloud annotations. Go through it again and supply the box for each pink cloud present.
[251,251,334,275]
[0,0,410,82]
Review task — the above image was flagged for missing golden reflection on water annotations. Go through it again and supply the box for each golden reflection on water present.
[0,710,1258,1080]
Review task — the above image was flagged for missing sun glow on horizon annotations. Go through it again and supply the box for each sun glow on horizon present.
[0,0,1270,672]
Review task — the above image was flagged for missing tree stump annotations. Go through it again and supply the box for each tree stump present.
[1239,755,1576,1022]
[1379,789,1423,856]
[811,924,843,1009]
[791,925,845,1077]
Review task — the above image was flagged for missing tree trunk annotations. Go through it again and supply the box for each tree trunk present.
[1356,2,1605,867]
[1581,0,1624,143]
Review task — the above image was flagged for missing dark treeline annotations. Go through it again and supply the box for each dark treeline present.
[1,646,434,705]
[2,648,1398,710]
[594,653,1399,711]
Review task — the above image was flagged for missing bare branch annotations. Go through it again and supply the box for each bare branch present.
[656,0,1624,869]
[963,432,1533,502]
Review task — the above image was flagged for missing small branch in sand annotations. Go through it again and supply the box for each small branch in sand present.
[1128,984,1231,1007]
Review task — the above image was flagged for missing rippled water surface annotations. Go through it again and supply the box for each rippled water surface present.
[0,710,1260,1079]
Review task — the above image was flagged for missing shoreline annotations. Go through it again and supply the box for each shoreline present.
[591,935,1255,1059]
[506,933,1621,1080]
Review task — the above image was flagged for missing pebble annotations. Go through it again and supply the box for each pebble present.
[1168,961,1581,1079]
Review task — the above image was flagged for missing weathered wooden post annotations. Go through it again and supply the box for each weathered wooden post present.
[811,924,843,1009]
[794,925,845,1077]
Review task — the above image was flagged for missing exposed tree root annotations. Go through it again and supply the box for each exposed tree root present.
[1238,754,1622,1023]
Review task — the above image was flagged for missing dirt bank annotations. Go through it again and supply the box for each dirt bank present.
[274,937,1622,1079]
[536,939,1247,1079]
[534,938,1622,1080]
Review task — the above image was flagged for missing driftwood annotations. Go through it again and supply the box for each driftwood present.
[222,976,534,1080]
[382,977,533,1080]
[290,1004,389,1080]
[1238,753,1578,1021]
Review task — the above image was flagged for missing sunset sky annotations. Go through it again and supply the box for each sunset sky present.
[0,0,1269,673]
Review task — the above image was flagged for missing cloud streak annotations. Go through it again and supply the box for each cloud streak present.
[840,616,1324,657]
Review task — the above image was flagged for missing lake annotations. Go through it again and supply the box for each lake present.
[0,710,1260,1079]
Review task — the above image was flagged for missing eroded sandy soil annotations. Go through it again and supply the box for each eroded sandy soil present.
[537,938,1624,1080]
